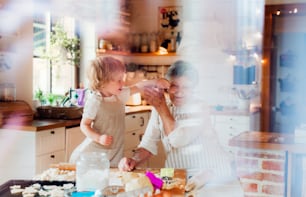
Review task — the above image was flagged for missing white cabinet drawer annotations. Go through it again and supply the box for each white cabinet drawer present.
[36,127,65,156]
[125,131,142,150]
[215,123,249,134]
[36,150,66,173]
[124,148,136,158]
[215,115,250,125]
[65,126,86,162]
[213,114,251,154]
[125,112,149,132]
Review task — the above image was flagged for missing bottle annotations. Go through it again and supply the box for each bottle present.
[76,152,110,192]
[176,31,182,49]
[149,32,157,53]
[169,31,176,52]
[140,32,148,53]
[133,33,141,53]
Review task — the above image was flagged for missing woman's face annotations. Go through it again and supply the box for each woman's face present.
[100,71,125,97]
[168,76,193,106]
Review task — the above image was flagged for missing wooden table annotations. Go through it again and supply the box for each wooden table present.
[110,168,186,197]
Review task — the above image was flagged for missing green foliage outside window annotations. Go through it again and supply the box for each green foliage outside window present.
[50,24,81,66]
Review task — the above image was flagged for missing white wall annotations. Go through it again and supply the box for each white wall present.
[0,0,33,107]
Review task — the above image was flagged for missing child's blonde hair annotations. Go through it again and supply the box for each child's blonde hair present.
[87,56,126,91]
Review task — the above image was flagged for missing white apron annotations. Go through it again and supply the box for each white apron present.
[70,96,125,167]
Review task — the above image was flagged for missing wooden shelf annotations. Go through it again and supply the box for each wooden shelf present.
[96,49,178,57]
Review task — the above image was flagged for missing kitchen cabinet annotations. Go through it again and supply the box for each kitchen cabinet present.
[211,113,253,154]
[124,111,166,168]
[65,126,86,162]
[0,126,66,185]
[124,111,150,167]
[36,127,66,173]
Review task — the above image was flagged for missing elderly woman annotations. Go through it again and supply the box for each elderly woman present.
[118,60,243,196]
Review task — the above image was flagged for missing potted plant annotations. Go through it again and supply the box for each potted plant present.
[34,88,46,106]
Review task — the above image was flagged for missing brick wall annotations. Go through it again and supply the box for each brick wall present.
[234,148,286,197]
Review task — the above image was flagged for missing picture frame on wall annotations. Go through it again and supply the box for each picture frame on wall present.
[158,6,182,52]
[158,6,182,33]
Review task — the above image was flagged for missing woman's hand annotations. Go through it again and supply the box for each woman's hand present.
[185,170,214,192]
[98,134,113,146]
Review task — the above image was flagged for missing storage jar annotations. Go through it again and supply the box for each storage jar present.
[76,152,110,192]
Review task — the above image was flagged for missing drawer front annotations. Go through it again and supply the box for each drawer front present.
[123,148,136,158]
[65,126,86,162]
[124,130,142,150]
[125,112,149,132]
[215,123,249,134]
[36,150,66,173]
[215,115,250,125]
[36,127,65,156]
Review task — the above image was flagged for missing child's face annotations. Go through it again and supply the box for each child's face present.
[100,71,125,97]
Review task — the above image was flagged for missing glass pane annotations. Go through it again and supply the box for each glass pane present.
[33,57,50,94]
[33,13,78,99]
[52,63,76,95]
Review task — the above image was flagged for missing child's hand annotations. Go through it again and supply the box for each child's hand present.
[135,78,170,90]
[98,134,113,146]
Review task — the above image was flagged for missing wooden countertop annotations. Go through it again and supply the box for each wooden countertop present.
[0,105,152,132]
[229,131,306,154]
[210,105,261,116]
[125,105,152,114]
[1,120,67,131]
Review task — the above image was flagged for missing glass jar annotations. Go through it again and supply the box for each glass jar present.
[76,152,110,192]
[0,83,16,101]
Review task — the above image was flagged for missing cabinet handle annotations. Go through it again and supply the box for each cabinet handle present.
[132,132,136,136]
[132,149,136,153]
[50,155,55,158]
[50,131,55,134]
[132,115,136,118]
[139,134,143,141]
[140,117,144,127]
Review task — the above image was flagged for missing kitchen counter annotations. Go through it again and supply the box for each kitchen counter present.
[210,104,261,116]
[125,105,152,114]
[229,131,306,153]
[229,131,306,197]
[0,105,152,131]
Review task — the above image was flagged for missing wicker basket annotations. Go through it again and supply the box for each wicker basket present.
[36,106,83,119]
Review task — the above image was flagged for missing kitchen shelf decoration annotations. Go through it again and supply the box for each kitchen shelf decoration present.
[230,47,260,85]
[158,6,182,53]
[232,83,259,110]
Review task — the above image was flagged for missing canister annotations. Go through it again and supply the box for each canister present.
[76,152,110,192]
[0,83,16,101]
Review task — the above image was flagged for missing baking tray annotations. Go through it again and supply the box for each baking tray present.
[0,180,75,197]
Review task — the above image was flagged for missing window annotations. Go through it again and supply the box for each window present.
[33,13,80,102]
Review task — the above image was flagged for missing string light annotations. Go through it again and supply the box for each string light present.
[293,8,298,13]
